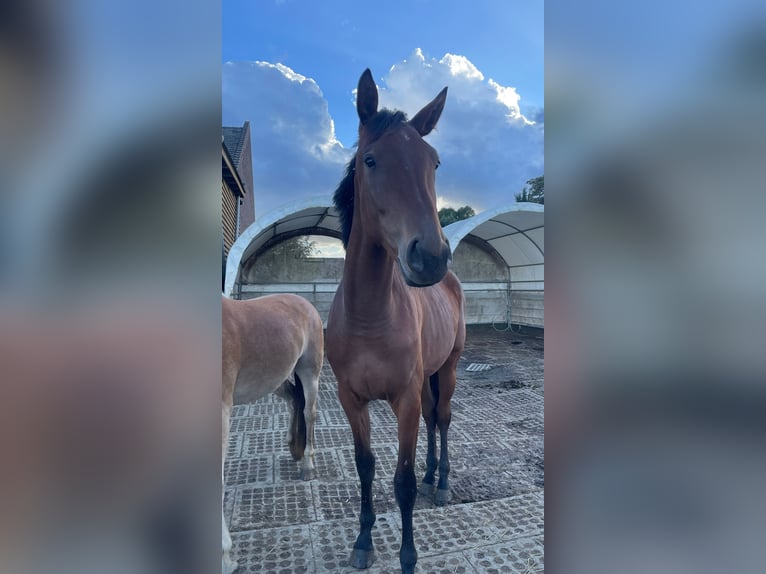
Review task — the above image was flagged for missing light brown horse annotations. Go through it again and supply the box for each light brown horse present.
[326,69,466,574]
[221,294,323,574]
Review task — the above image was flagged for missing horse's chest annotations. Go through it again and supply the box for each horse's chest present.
[331,337,419,385]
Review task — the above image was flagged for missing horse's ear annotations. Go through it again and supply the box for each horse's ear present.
[410,87,448,136]
[356,68,378,125]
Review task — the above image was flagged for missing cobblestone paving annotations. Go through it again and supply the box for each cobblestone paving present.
[225,325,544,573]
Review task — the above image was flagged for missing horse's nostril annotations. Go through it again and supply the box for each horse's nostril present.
[407,239,425,273]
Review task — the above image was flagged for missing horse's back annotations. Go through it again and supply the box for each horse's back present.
[223,294,321,342]
[222,295,323,404]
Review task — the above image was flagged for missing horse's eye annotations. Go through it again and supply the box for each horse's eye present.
[364,156,376,168]
[435,161,440,171]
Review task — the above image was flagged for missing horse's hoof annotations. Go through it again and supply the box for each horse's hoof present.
[222,555,238,574]
[400,548,418,574]
[299,467,316,481]
[419,481,435,496]
[350,548,376,569]
[435,487,451,506]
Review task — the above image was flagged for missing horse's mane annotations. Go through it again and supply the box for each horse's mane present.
[332,109,409,248]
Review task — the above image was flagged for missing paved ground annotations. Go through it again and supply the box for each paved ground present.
[224,325,544,573]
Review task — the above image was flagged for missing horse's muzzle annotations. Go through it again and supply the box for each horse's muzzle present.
[401,237,452,287]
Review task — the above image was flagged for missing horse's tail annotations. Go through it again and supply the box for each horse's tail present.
[288,372,307,461]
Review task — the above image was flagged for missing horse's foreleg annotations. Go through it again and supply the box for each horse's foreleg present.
[393,390,421,574]
[339,388,376,569]
[221,403,237,574]
[420,374,438,494]
[435,360,458,506]
[222,507,236,574]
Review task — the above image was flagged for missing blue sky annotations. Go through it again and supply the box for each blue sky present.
[223,0,544,217]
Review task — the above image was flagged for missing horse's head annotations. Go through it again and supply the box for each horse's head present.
[353,68,451,287]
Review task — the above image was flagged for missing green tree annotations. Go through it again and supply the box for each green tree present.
[515,175,544,204]
[268,236,318,259]
[438,205,475,227]
[253,236,318,280]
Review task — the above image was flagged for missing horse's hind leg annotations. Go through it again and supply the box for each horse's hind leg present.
[274,381,295,447]
[435,352,459,506]
[420,374,438,495]
[339,386,376,569]
[295,364,319,480]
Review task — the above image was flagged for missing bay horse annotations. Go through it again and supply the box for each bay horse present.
[326,69,466,574]
[221,294,323,574]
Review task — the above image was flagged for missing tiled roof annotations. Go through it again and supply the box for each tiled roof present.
[222,123,247,167]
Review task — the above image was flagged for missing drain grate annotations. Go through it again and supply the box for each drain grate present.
[466,363,493,372]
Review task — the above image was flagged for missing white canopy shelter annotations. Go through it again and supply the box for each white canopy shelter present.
[225,196,341,296]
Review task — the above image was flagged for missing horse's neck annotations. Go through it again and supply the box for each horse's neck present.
[341,233,397,330]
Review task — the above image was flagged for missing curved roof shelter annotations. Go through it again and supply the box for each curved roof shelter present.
[445,203,544,327]
[443,203,544,269]
[225,196,341,295]
[226,199,544,297]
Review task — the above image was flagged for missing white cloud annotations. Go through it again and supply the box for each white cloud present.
[488,79,533,124]
[222,61,351,215]
[222,51,543,218]
[439,53,485,81]
[375,49,543,211]
[271,62,308,84]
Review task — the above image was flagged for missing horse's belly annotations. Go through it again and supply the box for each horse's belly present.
[422,343,454,377]
[233,351,295,404]
[420,298,460,375]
